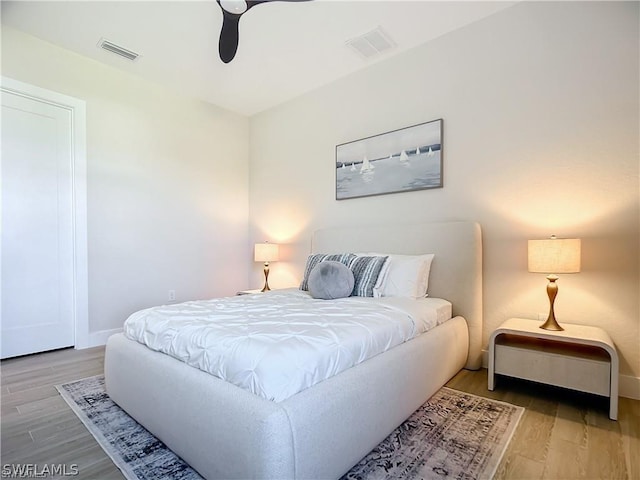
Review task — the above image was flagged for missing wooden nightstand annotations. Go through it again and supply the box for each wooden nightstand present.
[488,317,619,420]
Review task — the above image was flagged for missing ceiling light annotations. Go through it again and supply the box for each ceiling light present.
[220,0,248,14]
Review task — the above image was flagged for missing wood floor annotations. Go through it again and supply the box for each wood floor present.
[1,346,638,480]
[1,347,123,479]
[447,369,639,480]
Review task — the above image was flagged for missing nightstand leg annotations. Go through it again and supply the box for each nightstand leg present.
[609,354,619,420]
[488,336,496,391]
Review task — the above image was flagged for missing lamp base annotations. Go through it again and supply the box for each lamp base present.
[261,263,271,292]
[539,274,564,331]
[539,316,564,331]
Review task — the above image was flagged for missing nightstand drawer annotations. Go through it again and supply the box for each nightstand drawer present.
[495,338,611,396]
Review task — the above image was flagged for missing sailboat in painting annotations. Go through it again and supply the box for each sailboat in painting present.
[359,155,375,183]
[360,155,374,172]
[399,150,410,166]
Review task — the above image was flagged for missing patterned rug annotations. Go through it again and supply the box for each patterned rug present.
[57,376,523,480]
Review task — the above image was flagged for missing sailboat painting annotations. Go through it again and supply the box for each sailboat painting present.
[335,119,443,200]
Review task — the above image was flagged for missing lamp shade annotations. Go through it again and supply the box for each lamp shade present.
[528,237,581,274]
[254,242,279,263]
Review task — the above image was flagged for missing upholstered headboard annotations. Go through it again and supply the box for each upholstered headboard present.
[312,221,483,370]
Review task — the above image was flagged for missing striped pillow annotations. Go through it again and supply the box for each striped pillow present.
[348,256,389,297]
[300,253,356,291]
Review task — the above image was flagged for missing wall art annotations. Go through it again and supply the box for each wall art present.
[336,119,443,200]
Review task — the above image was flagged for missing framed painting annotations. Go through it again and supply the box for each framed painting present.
[335,119,443,200]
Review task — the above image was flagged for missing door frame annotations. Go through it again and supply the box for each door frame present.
[1,76,89,349]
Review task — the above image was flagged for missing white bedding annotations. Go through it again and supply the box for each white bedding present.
[123,288,452,402]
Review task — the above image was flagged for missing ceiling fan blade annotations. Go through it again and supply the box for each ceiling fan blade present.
[217,0,313,63]
[219,9,242,64]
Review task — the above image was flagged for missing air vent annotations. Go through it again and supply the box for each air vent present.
[346,26,396,60]
[97,38,140,61]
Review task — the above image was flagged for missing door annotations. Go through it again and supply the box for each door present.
[1,87,76,358]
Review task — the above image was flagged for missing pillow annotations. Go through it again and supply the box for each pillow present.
[300,253,355,291]
[308,261,355,300]
[348,255,389,297]
[380,254,435,298]
[372,256,392,298]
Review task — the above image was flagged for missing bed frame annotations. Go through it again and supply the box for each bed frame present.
[105,221,482,479]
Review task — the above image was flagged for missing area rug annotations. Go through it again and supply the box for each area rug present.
[57,376,523,480]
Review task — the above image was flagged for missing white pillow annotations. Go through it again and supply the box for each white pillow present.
[360,253,434,298]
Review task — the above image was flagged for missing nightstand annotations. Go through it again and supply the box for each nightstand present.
[488,317,619,420]
[236,289,263,295]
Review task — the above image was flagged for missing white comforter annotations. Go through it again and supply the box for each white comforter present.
[123,288,451,402]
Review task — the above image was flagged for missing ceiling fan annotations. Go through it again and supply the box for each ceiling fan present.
[216,0,311,63]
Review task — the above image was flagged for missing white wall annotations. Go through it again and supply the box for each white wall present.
[2,26,250,345]
[249,2,640,388]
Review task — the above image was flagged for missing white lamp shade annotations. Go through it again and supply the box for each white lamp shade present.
[254,243,279,263]
[528,238,581,274]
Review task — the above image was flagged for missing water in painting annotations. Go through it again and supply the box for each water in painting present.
[336,145,441,200]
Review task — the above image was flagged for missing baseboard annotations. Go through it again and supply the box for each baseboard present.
[79,328,123,349]
[480,348,640,400]
[619,374,640,400]
[482,349,489,370]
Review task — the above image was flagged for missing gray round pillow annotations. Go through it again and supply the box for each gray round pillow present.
[308,261,354,300]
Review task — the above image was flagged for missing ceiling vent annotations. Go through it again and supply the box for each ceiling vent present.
[97,38,140,61]
[346,26,396,60]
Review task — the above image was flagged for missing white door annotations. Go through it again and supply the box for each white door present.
[1,88,76,358]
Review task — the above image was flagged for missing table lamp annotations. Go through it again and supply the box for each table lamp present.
[528,235,581,331]
[254,242,279,292]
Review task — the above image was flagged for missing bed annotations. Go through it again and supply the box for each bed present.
[105,220,482,479]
